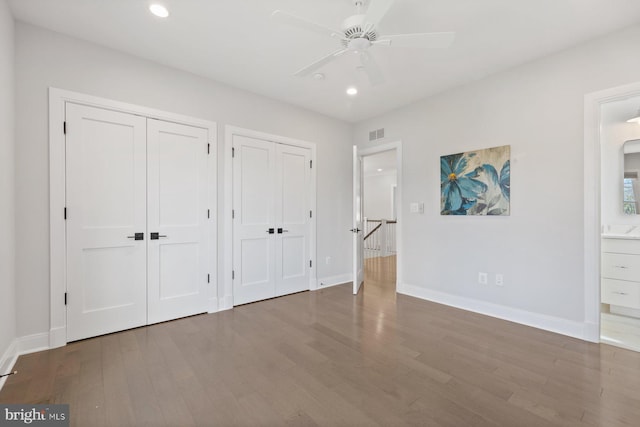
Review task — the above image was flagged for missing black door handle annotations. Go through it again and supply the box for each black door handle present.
[150,232,168,240]
[277,228,290,234]
[350,228,361,233]
[127,232,144,240]
[267,228,275,234]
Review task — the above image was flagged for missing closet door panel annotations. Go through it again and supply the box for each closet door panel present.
[65,103,147,342]
[147,119,209,324]
[275,144,311,296]
[232,135,277,305]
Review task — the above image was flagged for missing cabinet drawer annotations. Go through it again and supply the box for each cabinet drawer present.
[601,278,640,309]
[601,253,640,281]
[602,238,640,255]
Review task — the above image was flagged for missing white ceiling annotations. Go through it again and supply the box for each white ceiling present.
[9,0,640,122]
[363,150,397,175]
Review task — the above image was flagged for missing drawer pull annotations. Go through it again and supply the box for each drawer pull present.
[612,291,629,295]
[613,265,629,269]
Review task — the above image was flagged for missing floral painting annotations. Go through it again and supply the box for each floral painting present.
[441,145,510,215]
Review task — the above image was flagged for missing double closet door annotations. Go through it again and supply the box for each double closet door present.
[65,103,210,342]
[233,135,312,305]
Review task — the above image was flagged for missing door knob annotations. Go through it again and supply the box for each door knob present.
[267,228,275,234]
[127,232,144,240]
[277,228,289,234]
[350,228,361,233]
[150,232,168,240]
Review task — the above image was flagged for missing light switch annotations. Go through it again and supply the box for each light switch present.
[410,202,424,214]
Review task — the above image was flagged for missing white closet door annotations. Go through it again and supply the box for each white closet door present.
[66,103,147,342]
[232,135,277,305]
[147,119,209,324]
[275,144,311,296]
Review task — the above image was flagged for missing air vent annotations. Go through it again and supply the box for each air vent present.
[369,128,385,141]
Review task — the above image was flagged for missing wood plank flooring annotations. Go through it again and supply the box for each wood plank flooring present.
[2,255,640,426]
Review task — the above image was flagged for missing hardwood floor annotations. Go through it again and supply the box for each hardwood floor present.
[2,255,640,426]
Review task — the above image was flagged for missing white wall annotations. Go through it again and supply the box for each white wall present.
[364,172,396,220]
[354,24,640,331]
[601,96,640,226]
[0,0,15,369]
[15,23,353,338]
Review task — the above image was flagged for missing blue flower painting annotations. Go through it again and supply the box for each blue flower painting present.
[441,145,510,215]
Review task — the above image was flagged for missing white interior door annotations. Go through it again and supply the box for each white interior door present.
[275,144,311,296]
[147,119,209,324]
[233,135,277,305]
[66,103,147,342]
[353,145,364,294]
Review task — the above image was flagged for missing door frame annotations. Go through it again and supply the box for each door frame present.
[584,81,640,343]
[355,140,403,293]
[49,88,217,348]
[224,126,317,309]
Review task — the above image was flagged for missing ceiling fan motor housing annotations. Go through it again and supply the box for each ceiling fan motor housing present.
[341,14,378,47]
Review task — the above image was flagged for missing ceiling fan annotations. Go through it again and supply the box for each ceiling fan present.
[272,0,456,86]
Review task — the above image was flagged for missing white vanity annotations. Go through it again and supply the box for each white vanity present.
[601,233,640,312]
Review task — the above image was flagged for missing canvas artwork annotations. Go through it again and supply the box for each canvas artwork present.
[440,145,510,215]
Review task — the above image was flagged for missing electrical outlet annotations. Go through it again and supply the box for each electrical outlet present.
[478,272,488,285]
[325,256,331,265]
[496,274,504,286]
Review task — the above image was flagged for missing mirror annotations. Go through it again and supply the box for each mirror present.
[624,139,640,214]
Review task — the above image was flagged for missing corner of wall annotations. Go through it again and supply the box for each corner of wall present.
[0,0,17,378]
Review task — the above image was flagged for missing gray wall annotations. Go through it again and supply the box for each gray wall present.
[15,22,353,337]
[354,24,640,325]
[0,0,15,367]
[364,173,396,220]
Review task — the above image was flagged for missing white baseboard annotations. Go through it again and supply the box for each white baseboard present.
[49,327,66,349]
[398,283,593,342]
[0,332,52,392]
[220,295,233,311]
[208,297,219,313]
[316,274,352,290]
[16,332,50,355]
[0,340,18,391]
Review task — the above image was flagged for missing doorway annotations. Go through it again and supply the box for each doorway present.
[584,81,640,347]
[353,141,402,297]
[598,94,640,351]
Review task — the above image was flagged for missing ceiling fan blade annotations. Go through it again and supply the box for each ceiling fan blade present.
[363,0,395,27]
[359,52,385,86]
[272,10,345,40]
[294,48,349,77]
[374,32,456,48]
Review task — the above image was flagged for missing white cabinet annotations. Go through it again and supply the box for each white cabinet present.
[602,238,640,309]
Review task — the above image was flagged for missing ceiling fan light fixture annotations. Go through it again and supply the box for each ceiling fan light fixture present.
[628,107,640,124]
[346,86,358,96]
[149,4,169,18]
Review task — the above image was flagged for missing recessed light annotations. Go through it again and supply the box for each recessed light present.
[377,168,383,172]
[346,86,358,96]
[149,4,169,18]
